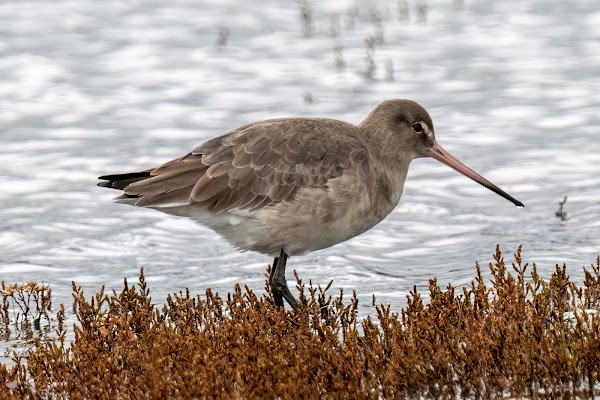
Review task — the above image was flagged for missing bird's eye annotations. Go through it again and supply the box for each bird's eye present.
[412,123,423,133]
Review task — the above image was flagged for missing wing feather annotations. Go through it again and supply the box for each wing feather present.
[135,187,192,207]
[232,151,253,168]
[191,175,230,203]
[206,161,233,178]
[104,118,368,212]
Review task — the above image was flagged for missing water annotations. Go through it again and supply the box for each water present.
[1,0,599,361]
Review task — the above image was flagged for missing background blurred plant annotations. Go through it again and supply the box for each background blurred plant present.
[1,282,51,334]
[556,195,568,221]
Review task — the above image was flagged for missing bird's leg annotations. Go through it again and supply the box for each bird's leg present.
[269,256,283,307]
[269,257,279,279]
[268,249,298,312]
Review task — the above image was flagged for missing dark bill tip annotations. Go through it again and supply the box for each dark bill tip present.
[427,141,524,208]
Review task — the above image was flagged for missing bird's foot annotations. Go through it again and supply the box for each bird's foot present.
[269,249,298,312]
[269,277,298,312]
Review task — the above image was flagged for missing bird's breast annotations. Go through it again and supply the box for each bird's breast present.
[255,169,404,256]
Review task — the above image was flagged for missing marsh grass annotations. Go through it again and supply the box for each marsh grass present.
[1,246,599,399]
[1,282,51,341]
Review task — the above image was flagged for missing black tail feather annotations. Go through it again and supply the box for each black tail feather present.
[97,170,153,190]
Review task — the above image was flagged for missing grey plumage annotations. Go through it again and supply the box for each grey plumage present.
[107,118,368,213]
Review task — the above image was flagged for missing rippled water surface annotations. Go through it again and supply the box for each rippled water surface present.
[1,0,599,359]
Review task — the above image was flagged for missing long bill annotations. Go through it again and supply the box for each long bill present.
[427,141,524,207]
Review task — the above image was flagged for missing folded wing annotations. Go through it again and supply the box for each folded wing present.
[99,118,368,213]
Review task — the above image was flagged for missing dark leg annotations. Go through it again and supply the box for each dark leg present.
[269,257,279,279]
[269,257,283,307]
[268,249,298,311]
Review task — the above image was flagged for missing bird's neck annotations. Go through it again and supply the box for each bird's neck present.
[355,121,416,207]
[364,153,412,216]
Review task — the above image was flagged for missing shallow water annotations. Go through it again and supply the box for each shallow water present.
[1,0,599,361]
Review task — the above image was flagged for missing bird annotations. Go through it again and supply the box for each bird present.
[98,99,523,311]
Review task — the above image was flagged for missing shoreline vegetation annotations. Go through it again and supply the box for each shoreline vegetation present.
[1,246,599,399]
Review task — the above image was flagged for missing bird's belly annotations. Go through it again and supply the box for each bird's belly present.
[155,205,272,253]
[254,183,397,256]
[156,177,399,257]
[266,211,382,256]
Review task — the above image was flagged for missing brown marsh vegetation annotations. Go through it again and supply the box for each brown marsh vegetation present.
[1,246,599,399]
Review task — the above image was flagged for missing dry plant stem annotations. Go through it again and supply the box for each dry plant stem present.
[1,282,51,330]
[556,195,568,220]
[299,0,312,37]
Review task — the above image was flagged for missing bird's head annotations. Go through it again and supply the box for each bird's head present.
[360,99,524,207]
[360,99,436,159]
